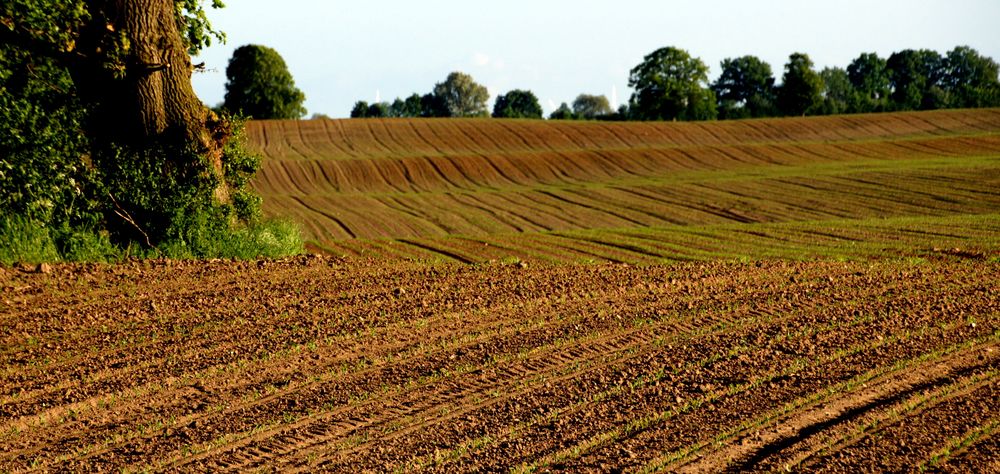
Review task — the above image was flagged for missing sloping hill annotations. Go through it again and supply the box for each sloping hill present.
[248,109,1000,263]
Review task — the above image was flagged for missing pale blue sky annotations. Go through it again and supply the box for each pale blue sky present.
[191,0,1000,118]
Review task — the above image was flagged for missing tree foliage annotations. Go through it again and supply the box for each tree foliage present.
[628,46,717,121]
[941,46,1000,108]
[572,94,613,120]
[712,56,776,119]
[819,67,852,115]
[493,89,543,119]
[549,103,575,120]
[390,94,424,118]
[223,44,306,120]
[777,53,824,116]
[887,49,945,111]
[433,72,489,118]
[848,53,890,113]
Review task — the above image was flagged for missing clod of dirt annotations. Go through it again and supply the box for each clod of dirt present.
[36,263,52,274]
[393,287,406,297]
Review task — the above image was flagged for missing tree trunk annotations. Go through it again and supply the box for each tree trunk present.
[78,0,229,201]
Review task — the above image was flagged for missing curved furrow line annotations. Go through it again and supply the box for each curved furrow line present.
[257,303,785,472]
[452,120,508,153]
[315,119,354,158]
[435,300,955,471]
[392,239,478,264]
[430,283,973,472]
[537,190,649,228]
[252,161,306,196]
[439,154,491,189]
[410,156,465,191]
[538,321,997,474]
[481,235,595,263]
[532,234,642,264]
[601,187,702,226]
[47,280,651,468]
[596,122,642,149]
[846,173,992,208]
[376,197,454,236]
[529,150,588,185]
[309,160,354,194]
[288,197,357,239]
[488,192,588,231]
[828,174,975,215]
[404,121,450,157]
[456,193,557,233]
[649,338,998,473]
[441,194,526,233]
[366,120,409,155]
[474,153,531,188]
[171,301,681,470]
[427,120,480,154]
[784,371,998,472]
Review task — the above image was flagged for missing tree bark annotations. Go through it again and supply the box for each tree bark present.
[78,0,229,200]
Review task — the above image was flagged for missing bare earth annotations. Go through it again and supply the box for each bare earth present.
[1,256,997,472]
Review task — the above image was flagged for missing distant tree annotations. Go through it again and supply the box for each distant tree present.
[549,103,576,120]
[420,93,449,118]
[310,113,331,120]
[350,101,370,118]
[847,53,891,113]
[941,46,1000,108]
[777,53,824,116]
[389,98,407,118]
[387,93,425,118]
[819,67,854,115]
[367,102,390,118]
[886,49,946,111]
[572,94,614,119]
[493,89,544,119]
[433,72,490,117]
[615,104,631,120]
[628,46,717,121]
[712,55,777,119]
[223,44,306,119]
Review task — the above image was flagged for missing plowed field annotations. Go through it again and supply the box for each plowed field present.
[5,110,1000,472]
[2,257,997,472]
[248,109,1000,263]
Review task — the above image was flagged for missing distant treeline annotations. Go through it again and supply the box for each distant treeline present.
[348,46,1000,121]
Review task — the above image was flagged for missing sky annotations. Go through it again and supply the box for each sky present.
[191,0,1000,118]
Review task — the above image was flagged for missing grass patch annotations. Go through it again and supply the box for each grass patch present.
[0,216,120,265]
[0,215,303,265]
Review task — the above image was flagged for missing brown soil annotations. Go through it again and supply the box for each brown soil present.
[1,257,997,472]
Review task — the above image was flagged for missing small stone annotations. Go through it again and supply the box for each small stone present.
[36,263,52,274]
